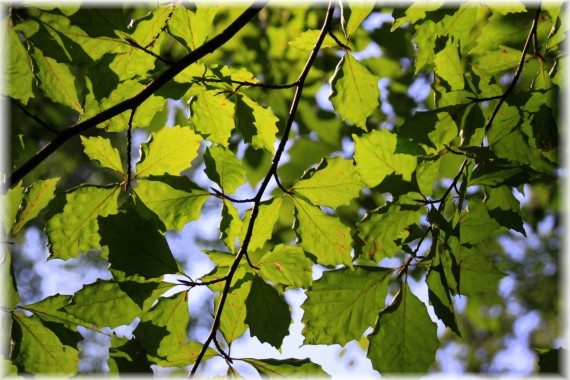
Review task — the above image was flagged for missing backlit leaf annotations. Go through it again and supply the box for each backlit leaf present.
[80,136,124,174]
[46,185,120,260]
[459,201,503,245]
[241,197,284,252]
[458,248,506,296]
[11,178,59,236]
[155,342,218,368]
[289,29,337,51]
[135,175,210,231]
[293,157,364,208]
[11,312,79,375]
[204,145,247,194]
[220,200,242,253]
[1,182,24,237]
[136,126,202,177]
[254,244,312,288]
[293,197,353,268]
[245,275,290,348]
[235,94,279,155]
[353,129,417,188]
[367,282,439,373]
[7,28,34,104]
[357,203,421,261]
[302,266,393,345]
[190,90,235,147]
[342,1,375,38]
[243,358,328,377]
[216,273,251,344]
[434,39,464,91]
[329,53,380,130]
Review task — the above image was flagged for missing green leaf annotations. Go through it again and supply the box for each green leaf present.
[293,157,363,208]
[289,29,337,51]
[135,175,210,231]
[136,126,202,177]
[108,335,153,373]
[357,204,421,261]
[392,2,444,30]
[353,129,417,188]
[134,291,190,359]
[459,201,502,245]
[99,207,182,279]
[329,53,380,130]
[45,185,120,260]
[293,197,353,268]
[216,273,251,344]
[434,39,464,91]
[488,104,521,145]
[204,145,247,194]
[367,282,439,373]
[11,312,79,375]
[31,47,82,112]
[470,159,549,187]
[458,248,506,296]
[190,90,236,147]
[342,1,375,38]
[111,270,175,310]
[7,28,34,104]
[11,178,59,237]
[474,46,523,77]
[1,250,21,310]
[1,182,24,238]
[415,157,441,197]
[62,280,141,328]
[80,136,124,174]
[537,348,563,374]
[245,275,290,348]
[154,342,218,368]
[241,197,284,252]
[169,4,218,51]
[485,186,526,236]
[302,266,393,345]
[254,244,312,289]
[220,200,242,253]
[242,358,328,377]
[235,94,279,155]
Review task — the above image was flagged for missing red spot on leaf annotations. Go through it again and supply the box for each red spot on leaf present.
[274,262,283,271]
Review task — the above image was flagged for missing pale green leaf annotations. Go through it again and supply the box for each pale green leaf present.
[134,291,190,359]
[353,129,417,188]
[190,90,235,147]
[289,29,337,51]
[434,39,464,91]
[11,178,59,236]
[293,197,353,268]
[293,157,364,208]
[474,46,523,77]
[220,200,242,253]
[367,282,439,373]
[169,4,218,51]
[392,1,444,30]
[204,145,247,194]
[357,203,421,261]
[416,157,441,197]
[255,244,312,289]
[155,342,218,368]
[63,280,141,328]
[46,185,120,260]
[245,275,290,348]
[241,197,284,252]
[0,182,24,238]
[302,266,393,345]
[7,28,34,104]
[343,1,375,38]
[80,136,124,174]
[329,53,380,130]
[216,273,251,344]
[11,312,79,375]
[1,250,21,310]
[31,48,82,112]
[135,175,210,231]
[235,94,279,155]
[243,358,328,377]
[136,126,202,177]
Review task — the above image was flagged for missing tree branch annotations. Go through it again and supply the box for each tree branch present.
[189,2,337,375]
[7,3,267,186]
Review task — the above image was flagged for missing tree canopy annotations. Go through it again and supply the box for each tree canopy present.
[1,1,565,377]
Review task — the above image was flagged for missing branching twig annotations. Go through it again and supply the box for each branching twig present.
[328,30,351,50]
[192,77,299,90]
[7,3,267,187]
[125,108,136,191]
[210,187,255,203]
[189,2,336,375]
[124,36,175,65]
[273,172,293,195]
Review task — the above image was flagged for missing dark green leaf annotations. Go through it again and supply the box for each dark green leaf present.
[108,335,153,373]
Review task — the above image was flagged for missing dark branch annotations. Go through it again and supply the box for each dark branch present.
[210,187,255,203]
[7,3,267,187]
[124,108,135,191]
[189,2,336,375]
[123,36,175,65]
[328,30,351,50]
[273,172,293,195]
[193,77,299,90]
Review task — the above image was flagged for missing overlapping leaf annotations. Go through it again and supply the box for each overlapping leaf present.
[204,145,247,194]
[241,196,284,252]
[242,358,328,377]
[293,157,364,208]
[302,266,393,345]
[353,129,417,188]
[293,197,353,267]
[289,30,337,51]
[46,185,120,260]
[254,244,312,288]
[235,94,279,154]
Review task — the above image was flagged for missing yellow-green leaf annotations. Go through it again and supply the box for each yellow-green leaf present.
[80,136,124,174]
[190,90,235,147]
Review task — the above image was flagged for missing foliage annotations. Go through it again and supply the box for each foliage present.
[1,1,564,377]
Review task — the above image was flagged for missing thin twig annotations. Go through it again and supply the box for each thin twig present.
[8,3,267,187]
[125,108,136,191]
[189,2,336,375]
[124,36,175,65]
[328,30,351,50]
[193,77,299,90]
[12,99,58,134]
[484,6,542,134]
[210,187,255,203]
[273,172,293,195]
